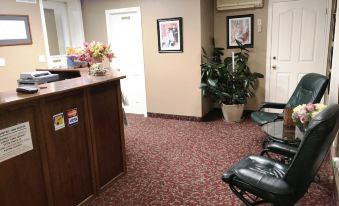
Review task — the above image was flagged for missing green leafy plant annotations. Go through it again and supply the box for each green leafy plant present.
[201,40,264,105]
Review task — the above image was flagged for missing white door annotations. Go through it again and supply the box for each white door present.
[266,0,330,103]
[106,8,147,115]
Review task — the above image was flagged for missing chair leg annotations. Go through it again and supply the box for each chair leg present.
[228,176,270,206]
[229,184,253,206]
[262,138,269,148]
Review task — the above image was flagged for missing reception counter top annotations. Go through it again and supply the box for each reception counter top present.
[0,70,126,206]
[0,69,125,108]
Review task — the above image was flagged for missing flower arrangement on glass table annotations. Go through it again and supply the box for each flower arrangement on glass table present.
[292,103,327,132]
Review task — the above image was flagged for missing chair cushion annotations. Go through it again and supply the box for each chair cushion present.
[251,111,280,125]
[222,155,292,195]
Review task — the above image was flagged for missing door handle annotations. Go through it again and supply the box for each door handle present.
[272,65,277,70]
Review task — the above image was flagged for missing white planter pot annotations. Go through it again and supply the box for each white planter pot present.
[221,103,244,122]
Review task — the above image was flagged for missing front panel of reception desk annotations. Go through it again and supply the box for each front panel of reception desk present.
[0,72,126,206]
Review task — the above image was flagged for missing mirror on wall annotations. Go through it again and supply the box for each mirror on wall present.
[40,0,85,68]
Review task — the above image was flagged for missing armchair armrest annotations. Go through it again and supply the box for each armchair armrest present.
[234,168,293,195]
[260,102,286,110]
[261,142,298,158]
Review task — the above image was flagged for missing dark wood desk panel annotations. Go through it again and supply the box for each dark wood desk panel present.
[0,71,126,206]
[42,90,93,206]
[0,103,49,206]
[88,82,125,188]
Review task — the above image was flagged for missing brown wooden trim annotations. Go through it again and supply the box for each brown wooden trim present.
[85,87,101,192]
[116,82,127,173]
[147,112,202,122]
[83,89,99,194]
[38,99,55,206]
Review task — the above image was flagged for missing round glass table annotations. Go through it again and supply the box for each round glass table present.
[261,120,304,145]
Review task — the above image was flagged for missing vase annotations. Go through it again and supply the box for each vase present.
[221,103,244,122]
[283,108,294,127]
[89,62,107,76]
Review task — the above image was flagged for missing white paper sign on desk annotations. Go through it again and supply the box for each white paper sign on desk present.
[0,122,33,163]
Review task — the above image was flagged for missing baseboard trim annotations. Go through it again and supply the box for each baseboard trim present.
[147,109,255,122]
[147,112,202,122]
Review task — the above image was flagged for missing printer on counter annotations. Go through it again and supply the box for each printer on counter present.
[18,71,59,85]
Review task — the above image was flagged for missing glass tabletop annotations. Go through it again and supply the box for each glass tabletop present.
[261,120,304,143]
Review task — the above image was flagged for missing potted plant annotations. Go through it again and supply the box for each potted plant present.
[201,41,264,122]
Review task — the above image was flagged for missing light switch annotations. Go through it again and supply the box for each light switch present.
[0,58,6,67]
[38,55,46,63]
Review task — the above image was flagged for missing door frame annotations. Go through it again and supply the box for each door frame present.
[265,0,332,102]
[105,7,148,116]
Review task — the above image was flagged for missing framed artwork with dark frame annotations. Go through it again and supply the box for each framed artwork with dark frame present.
[226,14,254,49]
[0,15,32,46]
[157,17,183,53]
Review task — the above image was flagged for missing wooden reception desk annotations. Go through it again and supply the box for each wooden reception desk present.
[0,70,126,206]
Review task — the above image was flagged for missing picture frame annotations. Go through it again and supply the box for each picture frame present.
[226,14,254,48]
[0,15,32,46]
[157,17,183,53]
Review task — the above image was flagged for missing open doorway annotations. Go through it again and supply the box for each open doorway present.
[105,7,147,116]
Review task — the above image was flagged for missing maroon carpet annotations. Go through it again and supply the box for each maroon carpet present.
[85,114,335,206]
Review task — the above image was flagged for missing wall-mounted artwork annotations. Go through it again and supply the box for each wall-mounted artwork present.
[157,17,183,53]
[227,14,253,48]
[0,15,32,46]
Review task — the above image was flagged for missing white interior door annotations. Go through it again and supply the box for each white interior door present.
[267,0,329,103]
[106,8,147,115]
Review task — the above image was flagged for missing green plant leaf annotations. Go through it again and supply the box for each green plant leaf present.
[253,72,264,78]
[200,39,263,105]
[207,78,218,87]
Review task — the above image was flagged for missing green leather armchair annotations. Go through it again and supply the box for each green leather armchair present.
[251,73,329,125]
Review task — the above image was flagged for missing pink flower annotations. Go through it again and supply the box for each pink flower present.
[299,115,309,124]
[107,53,114,59]
[306,103,315,112]
[76,41,114,64]
[298,109,307,116]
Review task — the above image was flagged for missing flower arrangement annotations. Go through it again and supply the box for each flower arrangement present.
[66,47,84,68]
[292,103,327,129]
[77,41,114,64]
[66,47,81,56]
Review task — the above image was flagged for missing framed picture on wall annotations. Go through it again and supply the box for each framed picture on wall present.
[157,17,183,53]
[0,15,32,46]
[226,14,254,48]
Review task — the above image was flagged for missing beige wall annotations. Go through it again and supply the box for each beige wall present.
[82,0,268,116]
[82,0,203,117]
[201,0,215,116]
[214,0,268,110]
[0,0,47,92]
[82,0,202,117]
[82,0,140,43]
[141,0,203,117]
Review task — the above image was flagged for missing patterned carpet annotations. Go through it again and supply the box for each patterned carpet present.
[85,114,336,206]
